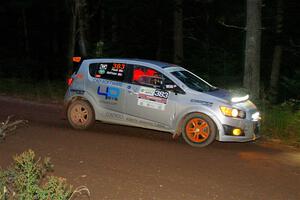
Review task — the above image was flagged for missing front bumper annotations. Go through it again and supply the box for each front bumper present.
[218,120,260,142]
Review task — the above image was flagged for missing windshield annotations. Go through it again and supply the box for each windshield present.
[171,70,216,92]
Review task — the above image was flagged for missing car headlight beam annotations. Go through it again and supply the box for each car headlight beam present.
[231,95,249,103]
[251,112,261,121]
[231,109,239,117]
[220,106,246,119]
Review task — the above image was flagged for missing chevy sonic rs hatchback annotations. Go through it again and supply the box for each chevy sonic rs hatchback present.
[64,58,261,147]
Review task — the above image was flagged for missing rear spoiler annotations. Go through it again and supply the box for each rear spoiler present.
[71,56,85,75]
[67,56,84,85]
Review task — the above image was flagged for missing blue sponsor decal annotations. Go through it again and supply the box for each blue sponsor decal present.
[97,86,121,101]
[94,79,123,87]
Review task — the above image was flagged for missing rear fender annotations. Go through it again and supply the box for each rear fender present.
[64,92,97,119]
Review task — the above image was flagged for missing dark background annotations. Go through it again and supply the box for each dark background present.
[0,0,299,102]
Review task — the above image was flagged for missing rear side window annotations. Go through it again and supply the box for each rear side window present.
[89,63,128,82]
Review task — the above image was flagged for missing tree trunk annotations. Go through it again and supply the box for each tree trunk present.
[269,0,283,103]
[77,0,89,57]
[243,0,262,100]
[173,0,183,64]
[156,19,163,60]
[52,8,59,57]
[22,8,30,59]
[111,14,118,43]
[66,0,77,75]
[100,3,105,43]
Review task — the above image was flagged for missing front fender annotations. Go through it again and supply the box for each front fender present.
[173,105,224,140]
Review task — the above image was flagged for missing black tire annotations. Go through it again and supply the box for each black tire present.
[67,100,95,130]
[181,113,216,147]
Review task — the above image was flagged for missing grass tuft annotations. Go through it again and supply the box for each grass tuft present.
[260,100,300,146]
[0,78,66,103]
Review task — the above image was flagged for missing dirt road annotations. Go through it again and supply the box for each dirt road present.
[0,96,299,200]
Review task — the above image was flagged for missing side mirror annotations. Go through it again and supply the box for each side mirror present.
[159,84,166,90]
[164,83,185,95]
[165,84,177,89]
[174,87,186,95]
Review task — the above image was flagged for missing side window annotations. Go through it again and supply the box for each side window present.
[132,65,164,88]
[130,65,185,94]
[89,63,128,82]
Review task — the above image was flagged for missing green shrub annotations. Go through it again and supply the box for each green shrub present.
[0,149,73,200]
[261,99,300,145]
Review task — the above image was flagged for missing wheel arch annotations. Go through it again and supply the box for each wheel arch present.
[174,108,223,140]
[64,94,97,119]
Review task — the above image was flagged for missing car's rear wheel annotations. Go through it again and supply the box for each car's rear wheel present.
[182,113,216,147]
[67,100,95,130]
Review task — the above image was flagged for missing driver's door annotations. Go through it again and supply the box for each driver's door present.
[124,65,177,128]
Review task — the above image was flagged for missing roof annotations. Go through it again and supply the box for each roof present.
[131,59,179,68]
[83,58,180,69]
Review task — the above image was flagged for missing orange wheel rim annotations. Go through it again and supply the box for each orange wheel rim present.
[185,118,210,143]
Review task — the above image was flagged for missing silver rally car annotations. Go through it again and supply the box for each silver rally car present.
[64,58,261,147]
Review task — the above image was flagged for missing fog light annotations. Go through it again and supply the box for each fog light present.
[232,128,242,136]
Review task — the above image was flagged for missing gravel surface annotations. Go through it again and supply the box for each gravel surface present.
[0,96,299,200]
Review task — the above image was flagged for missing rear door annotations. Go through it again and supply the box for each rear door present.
[86,62,129,117]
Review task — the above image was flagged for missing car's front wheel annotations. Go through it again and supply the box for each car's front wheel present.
[67,100,95,130]
[182,113,216,147]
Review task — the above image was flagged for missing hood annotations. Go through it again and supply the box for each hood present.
[205,88,232,102]
[205,88,250,103]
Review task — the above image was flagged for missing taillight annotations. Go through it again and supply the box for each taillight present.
[67,77,73,86]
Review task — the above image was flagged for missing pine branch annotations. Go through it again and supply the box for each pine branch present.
[0,116,28,140]
[218,20,246,31]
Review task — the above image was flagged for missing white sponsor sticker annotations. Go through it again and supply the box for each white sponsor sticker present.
[138,94,167,104]
[139,87,155,96]
[137,99,166,110]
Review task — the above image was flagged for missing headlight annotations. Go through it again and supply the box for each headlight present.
[251,112,261,121]
[220,106,246,118]
[231,95,249,103]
